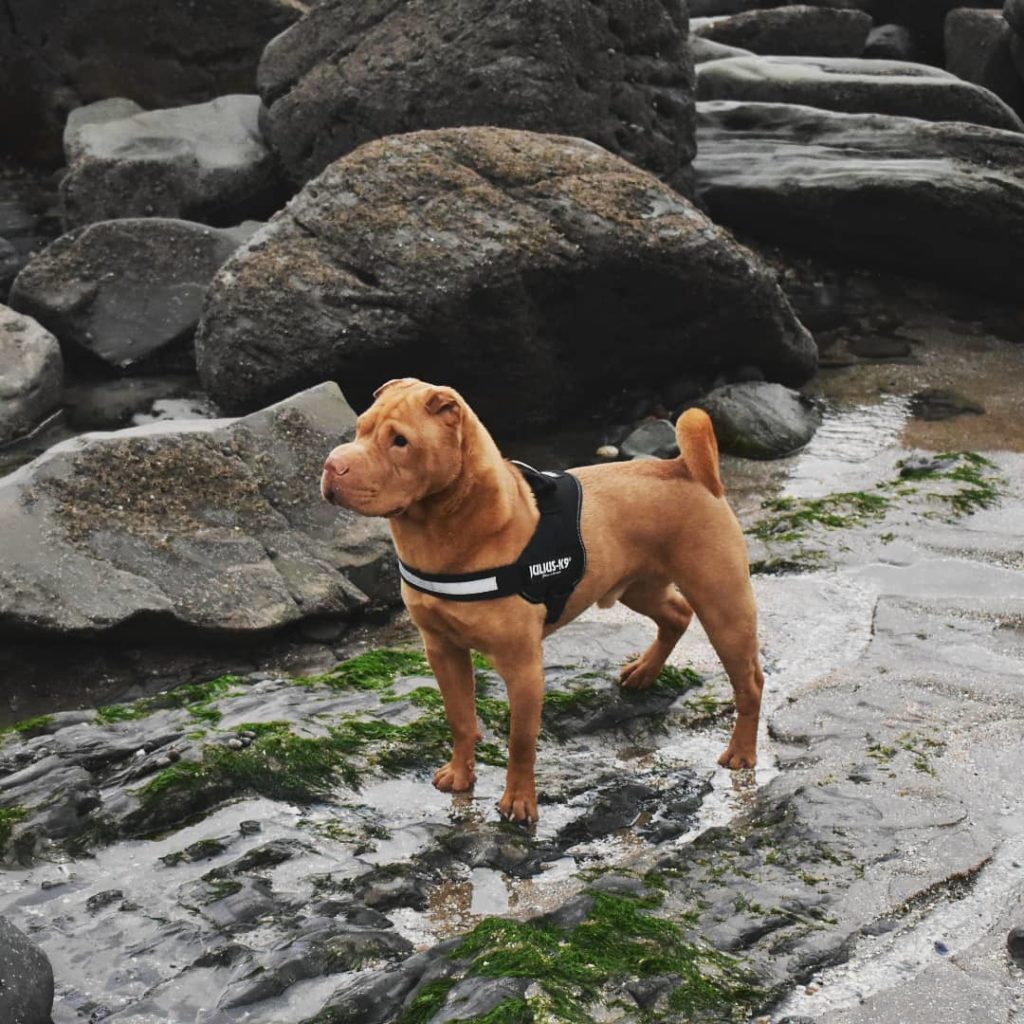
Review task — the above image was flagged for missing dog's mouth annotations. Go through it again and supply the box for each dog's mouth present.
[382,505,407,518]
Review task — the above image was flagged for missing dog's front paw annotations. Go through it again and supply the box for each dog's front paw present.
[497,782,538,825]
[433,759,476,792]
[717,744,757,770]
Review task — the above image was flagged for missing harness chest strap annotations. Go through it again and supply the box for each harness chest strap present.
[397,461,587,625]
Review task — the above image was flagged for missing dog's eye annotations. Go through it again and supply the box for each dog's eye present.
[393,435,409,448]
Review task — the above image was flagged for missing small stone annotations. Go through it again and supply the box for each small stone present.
[595,444,619,460]
[621,419,679,460]
[239,820,262,836]
[1008,926,1024,967]
[86,889,124,913]
[934,940,949,955]
[226,738,244,750]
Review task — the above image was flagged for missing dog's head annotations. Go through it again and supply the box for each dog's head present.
[321,378,466,517]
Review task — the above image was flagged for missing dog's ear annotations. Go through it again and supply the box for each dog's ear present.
[424,386,461,421]
[373,377,420,398]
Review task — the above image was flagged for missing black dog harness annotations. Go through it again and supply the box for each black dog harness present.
[398,462,587,625]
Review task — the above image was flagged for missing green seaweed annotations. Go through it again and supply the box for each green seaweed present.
[395,980,459,1024]
[0,806,27,849]
[298,649,432,691]
[97,674,243,725]
[460,1001,533,1024]
[753,452,1002,546]
[752,491,890,542]
[452,890,763,1023]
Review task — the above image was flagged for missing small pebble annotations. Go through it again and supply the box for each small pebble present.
[239,820,262,836]
[595,444,619,460]
[1008,926,1024,967]
[226,738,243,750]
[934,940,949,955]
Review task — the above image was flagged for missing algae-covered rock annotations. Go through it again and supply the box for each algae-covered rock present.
[196,126,816,430]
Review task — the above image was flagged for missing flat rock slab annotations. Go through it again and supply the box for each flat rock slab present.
[695,100,1024,300]
[60,95,288,229]
[257,0,696,191]
[0,306,62,445]
[0,382,397,637]
[696,381,822,458]
[0,0,303,163]
[696,55,1024,131]
[0,917,53,1024]
[10,219,259,371]
[692,6,873,56]
[196,126,815,430]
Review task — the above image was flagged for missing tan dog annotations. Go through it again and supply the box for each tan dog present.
[322,379,763,824]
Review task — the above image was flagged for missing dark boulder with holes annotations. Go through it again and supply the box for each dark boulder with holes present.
[196,127,815,431]
[864,23,920,61]
[691,6,873,56]
[0,382,397,639]
[257,0,696,193]
[695,100,1024,300]
[60,96,287,229]
[0,0,303,164]
[696,55,1024,130]
[10,218,259,371]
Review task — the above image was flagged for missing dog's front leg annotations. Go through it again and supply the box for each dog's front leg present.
[423,635,481,793]
[489,643,544,825]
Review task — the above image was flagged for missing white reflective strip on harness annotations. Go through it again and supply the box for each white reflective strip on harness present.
[399,562,500,597]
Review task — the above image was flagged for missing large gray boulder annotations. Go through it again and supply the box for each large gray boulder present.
[60,96,287,229]
[10,219,259,371]
[196,127,816,431]
[696,55,1024,130]
[691,6,873,56]
[695,100,1024,300]
[0,383,398,638]
[257,0,696,192]
[696,381,821,458]
[0,0,302,164]
[0,917,53,1024]
[945,9,1022,111]
[0,306,63,444]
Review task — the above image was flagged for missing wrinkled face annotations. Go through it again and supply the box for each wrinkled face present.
[321,379,464,518]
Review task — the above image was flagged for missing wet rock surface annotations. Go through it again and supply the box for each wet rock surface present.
[10,218,259,371]
[691,6,873,56]
[0,306,63,445]
[196,126,815,427]
[695,101,1024,300]
[2,404,1023,1022]
[0,0,303,164]
[0,382,398,644]
[257,0,696,192]
[696,55,1024,130]
[60,95,288,229]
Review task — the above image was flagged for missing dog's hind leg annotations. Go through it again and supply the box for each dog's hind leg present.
[680,576,763,769]
[618,580,694,689]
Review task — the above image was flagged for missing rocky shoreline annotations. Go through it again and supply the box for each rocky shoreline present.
[3,0,1024,1020]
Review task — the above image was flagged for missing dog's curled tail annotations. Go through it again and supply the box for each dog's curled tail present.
[676,408,724,498]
